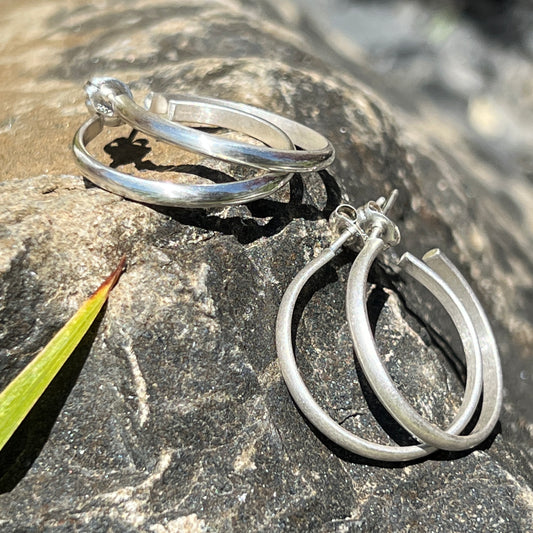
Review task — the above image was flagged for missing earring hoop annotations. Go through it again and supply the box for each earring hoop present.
[345,194,503,452]
[276,190,502,461]
[80,76,333,171]
[347,245,503,451]
[73,78,300,207]
[143,91,335,171]
[73,116,294,208]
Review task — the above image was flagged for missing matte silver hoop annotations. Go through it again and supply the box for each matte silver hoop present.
[276,191,503,461]
[73,79,297,207]
[346,242,503,451]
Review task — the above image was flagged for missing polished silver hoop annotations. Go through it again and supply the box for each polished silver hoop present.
[73,78,304,207]
[73,116,293,208]
[80,77,334,172]
[276,191,502,461]
[144,91,335,171]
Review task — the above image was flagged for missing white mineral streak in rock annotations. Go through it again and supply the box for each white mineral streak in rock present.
[234,440,258,472]
[123,340,150,427]
[81,449,174,529]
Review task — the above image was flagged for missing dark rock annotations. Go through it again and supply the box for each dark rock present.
[0,0,531,531]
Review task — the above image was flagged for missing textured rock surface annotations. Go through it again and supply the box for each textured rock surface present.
[0,0,532,531]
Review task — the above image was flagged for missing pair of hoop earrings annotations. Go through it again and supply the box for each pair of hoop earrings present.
[277,192,502,462]
[72,79,502,462]
[73,77,334,208]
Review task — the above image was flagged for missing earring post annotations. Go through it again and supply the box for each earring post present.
[381,188,399,215]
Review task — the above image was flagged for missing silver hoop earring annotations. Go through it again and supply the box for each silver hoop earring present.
[276,190,502,461]
[72,78,334,208]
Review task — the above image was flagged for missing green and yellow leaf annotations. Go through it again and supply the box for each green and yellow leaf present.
[0,257,126,452]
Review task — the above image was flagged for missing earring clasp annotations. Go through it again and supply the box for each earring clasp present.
[328,189,401,252]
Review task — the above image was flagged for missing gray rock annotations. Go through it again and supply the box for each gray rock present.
[0,0,531,531]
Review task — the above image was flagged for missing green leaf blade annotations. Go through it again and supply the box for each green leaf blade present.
[0,257,125,451]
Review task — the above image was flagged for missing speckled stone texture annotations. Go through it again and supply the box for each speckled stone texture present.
[0,0,532,531]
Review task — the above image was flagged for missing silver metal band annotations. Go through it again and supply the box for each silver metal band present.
[80,77,334,172]
[346,241,501,452]
[73,84,297,207]
[145,92,335,171]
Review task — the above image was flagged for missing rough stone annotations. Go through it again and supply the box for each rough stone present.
[0,0,532,531]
